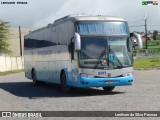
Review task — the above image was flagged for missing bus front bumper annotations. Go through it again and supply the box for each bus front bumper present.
[77,75,134,88]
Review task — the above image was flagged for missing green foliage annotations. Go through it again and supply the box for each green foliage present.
[140,40,160,54]
[133,48,160,55]
[0,20,11,55]
[148,48,160,54]
[153,30,158,40]
[146,40,160,46]
[134,57,160,69]
[133,46,160,56]
[0,69,24,76]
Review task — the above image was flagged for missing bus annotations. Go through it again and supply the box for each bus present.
[24,14,142,92]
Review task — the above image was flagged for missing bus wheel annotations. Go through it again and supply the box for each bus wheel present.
[60,73,71,92]
[31,70,39,85]
[102,86,115,92]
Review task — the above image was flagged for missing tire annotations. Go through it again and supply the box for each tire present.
[102,86,115,92]
[31,69,40,85]
[60,73,71,92]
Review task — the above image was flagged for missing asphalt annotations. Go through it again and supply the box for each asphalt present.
[0,70,159,119]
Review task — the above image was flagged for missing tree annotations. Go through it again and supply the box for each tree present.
[153,30,158,40]
[0,20,11,54]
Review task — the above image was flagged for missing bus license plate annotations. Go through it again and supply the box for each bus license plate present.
[105,81,113,84]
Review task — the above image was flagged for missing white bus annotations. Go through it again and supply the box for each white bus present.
[24,14,142,92]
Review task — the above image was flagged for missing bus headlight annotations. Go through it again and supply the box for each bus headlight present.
[80,73,94,78]
[123,72,133,77]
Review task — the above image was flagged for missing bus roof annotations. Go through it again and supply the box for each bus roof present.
[25,14,126,36]
[54,14,126,23]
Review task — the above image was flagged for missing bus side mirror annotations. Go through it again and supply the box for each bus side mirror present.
[130,32,143,49]
[74,33,81,51]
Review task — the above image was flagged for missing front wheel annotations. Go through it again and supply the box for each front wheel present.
[60,73,71,92]
[102,86,115,92]
[31,70,40,85]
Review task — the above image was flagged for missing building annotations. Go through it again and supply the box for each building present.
[8,27,31,56]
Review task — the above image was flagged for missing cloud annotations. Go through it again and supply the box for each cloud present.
[0,0,160,31]
[0,0,66,28]
[33,0,160,31]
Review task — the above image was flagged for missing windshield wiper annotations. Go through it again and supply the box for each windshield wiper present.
[109,47,123,68]
[94,49,106,68]
[81,50,92,59]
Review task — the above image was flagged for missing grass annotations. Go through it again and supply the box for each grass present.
[0,69,24,76]
[131,39,160,68]
[147,46,160,49]
[134,57,160,69]
[143,40,160,46]
[150,40,160,42]
[134,47,160,55]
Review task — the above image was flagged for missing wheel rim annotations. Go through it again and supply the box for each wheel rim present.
[61,74,70,91]
[32,71,36,84]
[62,75,67,87]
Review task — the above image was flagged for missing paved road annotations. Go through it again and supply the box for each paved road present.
[0,70,160,119]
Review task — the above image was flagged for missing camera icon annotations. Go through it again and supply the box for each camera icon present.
[2,112,11,117]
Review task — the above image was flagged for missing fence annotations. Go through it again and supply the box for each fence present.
[0,56,24,72]
[133,49,160,57]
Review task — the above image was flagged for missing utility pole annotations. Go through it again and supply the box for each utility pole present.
[144,15,148,49]
[19,26,22,56]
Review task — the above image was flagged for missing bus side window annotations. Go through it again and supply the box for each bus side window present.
[71,41,74,60]
[68,43,74,60]
[68,37,74,60]
[24,38,27,49]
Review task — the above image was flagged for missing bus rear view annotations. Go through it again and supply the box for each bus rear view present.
[24,14,142,92]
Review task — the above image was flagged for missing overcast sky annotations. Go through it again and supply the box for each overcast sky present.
[0,0,160,32]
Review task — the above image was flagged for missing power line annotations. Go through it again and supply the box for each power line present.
[129,25,144,28]
[19,26,22,56]
[128,18,144,23]
[147,25,160,26]
[129,25,160,28]
[148,29,160,31]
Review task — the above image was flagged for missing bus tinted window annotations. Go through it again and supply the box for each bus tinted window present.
[24,38,57,49]
[77,22,129,35]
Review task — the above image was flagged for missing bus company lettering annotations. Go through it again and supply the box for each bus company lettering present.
[38,50,52,55]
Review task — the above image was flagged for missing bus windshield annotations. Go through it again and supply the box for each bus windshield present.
[79,36,133,69]
[77,21,129,35]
